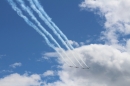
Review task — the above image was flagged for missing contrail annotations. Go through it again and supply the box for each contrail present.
[29,0,70,50]
[28,0,84,67]
[32,0,74,49]
[32,0,89,68]
[15,0,76,66]
[7,0,74,66]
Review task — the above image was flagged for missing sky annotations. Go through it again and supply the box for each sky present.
[0,0,130,86]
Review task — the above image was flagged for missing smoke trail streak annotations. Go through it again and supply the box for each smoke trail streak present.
[32,0,88,68]
[28,0,83,67]
[33,0,73,49]
[16,0,76,66]
[7,0,72,66]
[29,0,70,51]
[33,0,89,68]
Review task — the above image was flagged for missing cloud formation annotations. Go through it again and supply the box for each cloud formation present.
[0,73,42,86]
[42,0,130,86]
[43,70,55,77]
[10,62,22,68]
[2,0,130,86]
[44,44,130,86]
[67,40,79,47]
[80,0,130,45]
[1,43,130,86]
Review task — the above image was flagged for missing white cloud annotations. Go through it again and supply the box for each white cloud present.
[2,44,130,86]
[0,70,13,73]
[41,1,130,86]
[10,62,22,68]
[43,44,130,86]
[80,42,85,46]
[80,0,130,45]
[43,52,59,59]
[43,70,55,77]
[67,40,79,47]
[0,73,42,86]
[4,0,130,86]
[126,39,130,52]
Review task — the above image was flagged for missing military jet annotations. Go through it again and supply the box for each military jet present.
[82,67,90,69]
[69,66,79,68]
[69,66,90,69]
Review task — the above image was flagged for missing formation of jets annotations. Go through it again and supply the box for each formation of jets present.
[69,66,90,69]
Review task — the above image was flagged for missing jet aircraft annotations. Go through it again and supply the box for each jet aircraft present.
[82,67,90,69]
[69,66,90,69]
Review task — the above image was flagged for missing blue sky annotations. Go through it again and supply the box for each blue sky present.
[0,0,102,74]
[0,0,130,86]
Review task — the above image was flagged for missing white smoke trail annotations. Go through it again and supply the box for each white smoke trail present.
[16,0,76,66]
[32,0,89,68]
[32,0,74,49]
[28,0,83,67]
[7,0,73,66]
[29,0,70,50]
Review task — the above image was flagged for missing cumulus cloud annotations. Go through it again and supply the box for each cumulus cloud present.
[43,44,130,86]
[15,0,130,86]
[2,44,129,86]
[80,0,130,45]
[4,0,130,86]
[43,70,55,77]
[42,1,130,86]
[10,62,22,68]
[0,73,42,86]
[67,40,79,47]
[126,39,130,52]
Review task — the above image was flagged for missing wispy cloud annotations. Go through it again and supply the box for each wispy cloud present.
[67,40,79,47]
[0,70,13,73]
[43,70,55,77]
[0,73,42,86]
[10,62,22,68]
[80,0,130,46]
